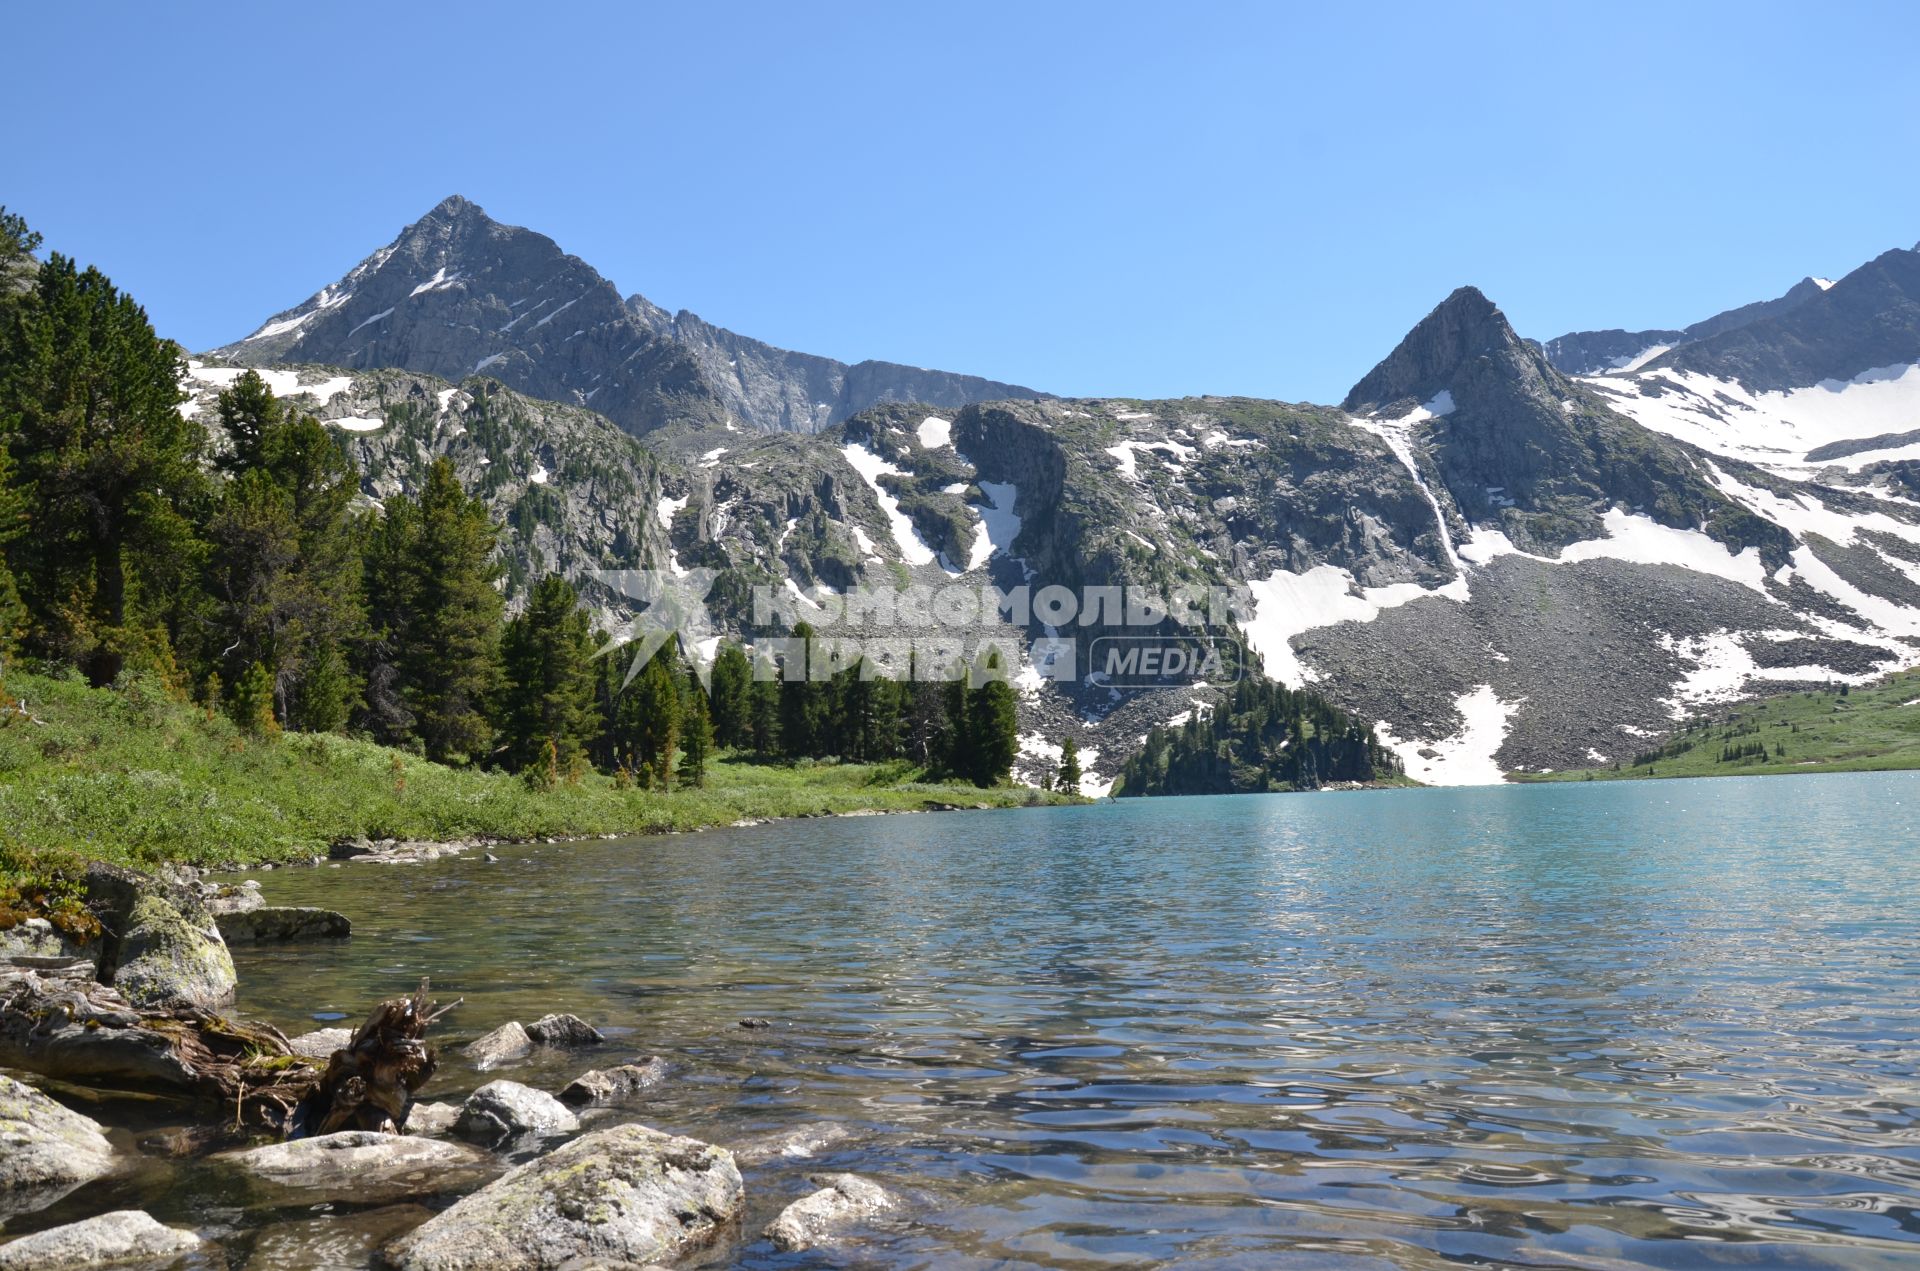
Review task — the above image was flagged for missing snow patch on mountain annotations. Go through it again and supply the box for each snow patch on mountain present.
[1243,565,1466,688]
[409,267,464,297]
[917,415,953,449]
[840,441,937,566]
[1375,684,1517,786]
[1590,362,1920,471]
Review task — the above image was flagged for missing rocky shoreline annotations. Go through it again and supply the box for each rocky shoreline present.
[0,861,899,1267]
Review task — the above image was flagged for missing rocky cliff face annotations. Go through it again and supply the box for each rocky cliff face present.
[215,197,1042,439]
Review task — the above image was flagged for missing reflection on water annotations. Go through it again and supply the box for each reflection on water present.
[32,773,1920,1267]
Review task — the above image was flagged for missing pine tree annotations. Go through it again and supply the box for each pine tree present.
[901,648,950,768]
[497,573,598,775]
[748,675,781,756]
[0,251,208,685]
[965,648,1019,787]
[358,491,421,745]
[708,642,752,749]
[678,667,712,787]
[617,643,682,788]
[359,459,502,763]
[230,661,280,737]
[1058,736,1082,792]
[213,370,283,475]
[779,620,829,757]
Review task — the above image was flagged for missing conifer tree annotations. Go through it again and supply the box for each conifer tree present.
[213,370,282,474]
[901,649,950,768]
[616,643,681,787]
[965,647,1019,787]
[1058,735,1082,792]
[230,661,280,737]
[748,675,781,756]
[497,573,597,775]
[707,642,752,749]
[359,459,501,763]
[678,667,712,786]
[779,620,829,757]
[0,251,207,685]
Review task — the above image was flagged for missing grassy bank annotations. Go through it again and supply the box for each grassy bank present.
[1516,668,1920,783]
[0,669,1076,886]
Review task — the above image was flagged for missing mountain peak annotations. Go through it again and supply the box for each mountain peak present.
[1343,286,1529,413]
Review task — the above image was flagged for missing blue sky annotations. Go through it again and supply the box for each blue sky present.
[7,1,1916,403]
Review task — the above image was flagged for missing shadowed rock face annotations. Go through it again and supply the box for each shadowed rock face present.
[1649,248,1920,391]
[216,196,1043,438]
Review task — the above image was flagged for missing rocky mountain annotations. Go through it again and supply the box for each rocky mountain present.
[199,213,1920,792]
[1543,274,1832,376]
[213,197,1042,438]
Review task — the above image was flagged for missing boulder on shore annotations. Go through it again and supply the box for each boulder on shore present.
[383,1124,743,1271]
[0,1075,115,1218]
[557,1058,669,1108]
[764,1173,896,1252]
[216,906,351,943]
[221,1129,497,1203]
[525,1012,603,1047]
[464,1021,533,1069]
[0,1210,200,1269]
[85,862,235,1012]
[453,1080,578,1146]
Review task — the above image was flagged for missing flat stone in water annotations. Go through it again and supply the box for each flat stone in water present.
[220,1129,499,1204]
[0,1210,200,1269]
[557,1058,669,1108]
[216,906,351,943]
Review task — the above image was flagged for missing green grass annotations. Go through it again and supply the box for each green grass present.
[0,669,1077,886]
[1515,668,1920,783]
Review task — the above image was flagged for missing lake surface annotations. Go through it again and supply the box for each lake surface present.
[134,774,1920,1265]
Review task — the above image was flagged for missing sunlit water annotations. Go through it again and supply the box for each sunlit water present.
[20,773,1920,1268]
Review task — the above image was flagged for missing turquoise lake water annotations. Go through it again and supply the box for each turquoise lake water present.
[209,772,1920,1267]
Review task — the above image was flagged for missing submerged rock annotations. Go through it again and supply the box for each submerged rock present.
[222,1129,497,1203]
[287,1027,353,1059]
[0,1210,200,1269]
[557,1058,669,1108]
[243,1203,431,1271]
[464,1020,534,1069]
[0,1075,115,1218]
[453,1080,578,1146]
[764,1173,897,1252]
[734,1121,855,1165]
[216,906,351,943]
[383,1124,743,1271]
[525,1012,603,1047]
